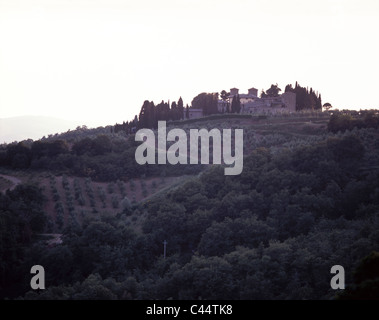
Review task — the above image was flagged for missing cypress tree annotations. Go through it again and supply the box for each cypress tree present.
[178,97,184,120]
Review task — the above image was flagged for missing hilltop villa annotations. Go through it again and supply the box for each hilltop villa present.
[218,87,296,115]
[184,87,296,119]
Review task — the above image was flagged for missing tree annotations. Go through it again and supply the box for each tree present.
[327,113,354,133]
[170,101,178,121]
[121,196,132,214]
[72,138,93,156]
[48,140,69,157]
[317,94,322,110]
[285,84,293,92]
[138,100,157,129]
[191,92,218,115]
[31,141,49,159]
[178,97,184,120]
[260,89,268,98]
[6,142,31,169]
[185,105,190,119]
[231,94,241,113]
[147,101,157,128]
[265,84,282,97]
[285,82,322,111]
[155,100,170,123]
[220,90,229,101]
[236,94,241,113]
[91,135,112,155]
[323,102,332,111]
[138,100,151,129]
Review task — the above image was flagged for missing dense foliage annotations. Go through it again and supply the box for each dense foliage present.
[328,110,379,133]
[285,82,322,111]
[1,115,378,299]
[260,84,282,98]
[0,133,203,181]
[0,185,47,298]
[191,93,219,116]
[138,98,186,130]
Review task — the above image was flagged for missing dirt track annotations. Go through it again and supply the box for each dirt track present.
[0,174,22,192]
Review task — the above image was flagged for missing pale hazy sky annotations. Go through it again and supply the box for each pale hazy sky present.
[1,0,379,128]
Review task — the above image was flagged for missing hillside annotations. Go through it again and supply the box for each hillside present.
[1,111,379,300]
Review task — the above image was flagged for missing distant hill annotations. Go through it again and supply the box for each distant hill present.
[0,116,80,144]
[2,112,379,300]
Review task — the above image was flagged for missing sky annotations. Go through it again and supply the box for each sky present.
[1,0,379,129]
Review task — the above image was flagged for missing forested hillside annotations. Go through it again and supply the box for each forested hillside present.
[1,111,379,300]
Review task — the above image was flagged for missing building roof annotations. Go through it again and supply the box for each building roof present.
[228,93,257,99]
[238,94,257,98]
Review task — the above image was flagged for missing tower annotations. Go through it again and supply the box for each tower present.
[248,87,258,97]
[230,88,239,96]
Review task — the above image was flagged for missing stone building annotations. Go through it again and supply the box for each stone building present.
[218,87,296,114]
[183,108,203,119]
